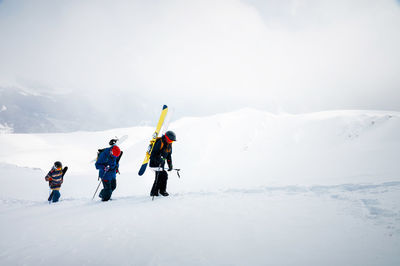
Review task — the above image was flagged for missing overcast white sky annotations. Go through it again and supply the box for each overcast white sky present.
[0,0,400,115]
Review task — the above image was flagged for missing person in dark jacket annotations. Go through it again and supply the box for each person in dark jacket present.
[45,161,68,203]
[95,145,121,201]
[149,131,176,197]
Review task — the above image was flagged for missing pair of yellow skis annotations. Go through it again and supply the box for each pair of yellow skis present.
[138,105,169,176]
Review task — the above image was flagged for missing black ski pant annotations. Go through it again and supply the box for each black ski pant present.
[150,170,168,196]
[100,179,117,201]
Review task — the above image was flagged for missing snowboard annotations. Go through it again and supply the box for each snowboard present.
[138,105,168,176]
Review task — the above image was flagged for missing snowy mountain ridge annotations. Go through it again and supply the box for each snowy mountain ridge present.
[0,109,399,266]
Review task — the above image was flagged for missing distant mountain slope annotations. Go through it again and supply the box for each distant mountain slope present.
[1,108,399,189]
[0,86,154,133]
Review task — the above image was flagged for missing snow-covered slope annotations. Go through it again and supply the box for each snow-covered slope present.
[1,109,399,265]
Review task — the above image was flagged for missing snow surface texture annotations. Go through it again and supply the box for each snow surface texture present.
[0,109,399,266]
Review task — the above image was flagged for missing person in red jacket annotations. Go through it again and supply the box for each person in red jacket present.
[45,161,68,203]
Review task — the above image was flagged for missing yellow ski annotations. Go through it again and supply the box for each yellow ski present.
[138,105,168,175]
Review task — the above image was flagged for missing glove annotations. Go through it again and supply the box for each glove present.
[168,163,173,171]
[104,165,110,172]
[48,177,53,181]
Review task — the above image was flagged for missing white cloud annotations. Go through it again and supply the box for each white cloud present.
[0,0,399,114]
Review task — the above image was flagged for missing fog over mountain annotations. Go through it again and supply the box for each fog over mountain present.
[1,0,400,132]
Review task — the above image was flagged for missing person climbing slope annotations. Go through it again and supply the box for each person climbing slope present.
[45,161,68,203]
[149,131,176,197]
[95,145,122,201]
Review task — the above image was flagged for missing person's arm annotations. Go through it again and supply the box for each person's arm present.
[45,169,53,181]
[109,159,117,171]
[167,149,173,171]
[116,151,123,174]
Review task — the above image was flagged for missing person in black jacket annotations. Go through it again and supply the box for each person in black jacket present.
[149,131,176,197]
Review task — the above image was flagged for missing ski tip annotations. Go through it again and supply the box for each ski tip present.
[138,163,148,176]
[162,105,168,110]
[118,135,128,143]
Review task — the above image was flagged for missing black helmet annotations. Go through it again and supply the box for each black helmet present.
[54,161,62,169]
[165,131,176,141]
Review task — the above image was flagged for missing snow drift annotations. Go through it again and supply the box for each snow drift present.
[0,109,399,266]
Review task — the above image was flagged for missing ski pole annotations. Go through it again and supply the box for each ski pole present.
[169,168,181,178]
[48,188,52,204]
[92,180,102,200]
[93,168,107,200]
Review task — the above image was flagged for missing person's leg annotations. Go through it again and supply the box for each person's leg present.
[111,179,117,192]
[100,180,112,201]
[159,171,169,196]
[150,171,160,196]
[52,190,61,202]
